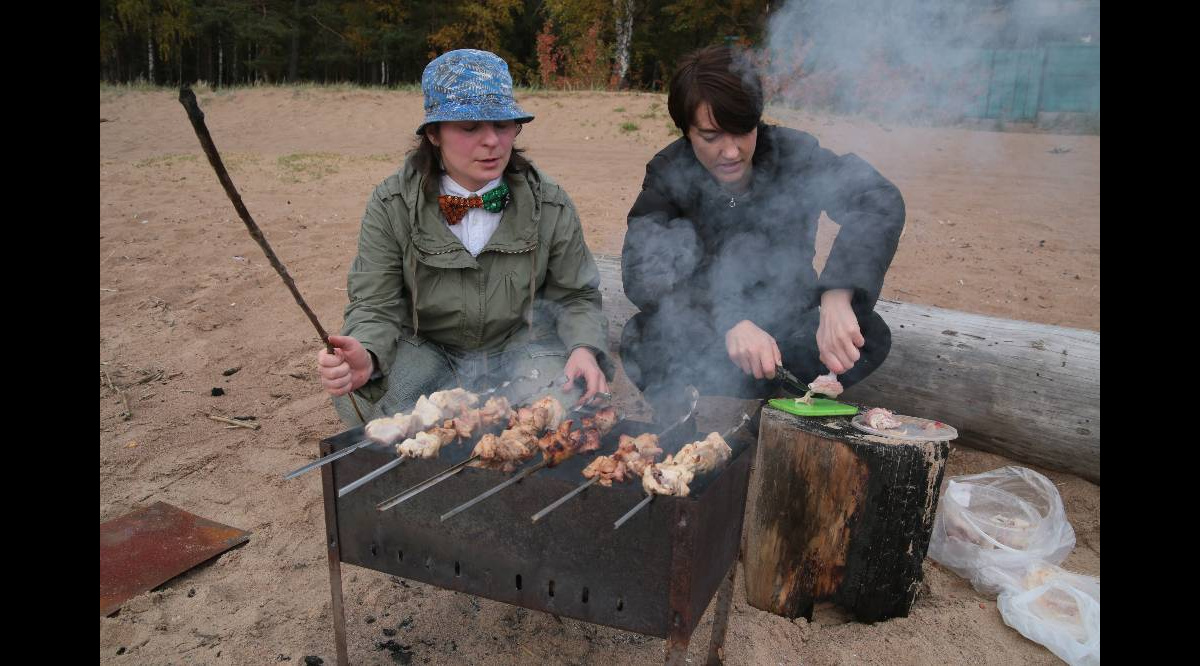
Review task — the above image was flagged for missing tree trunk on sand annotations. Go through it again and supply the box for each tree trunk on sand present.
[743,408,949,622]
[612,0,634,89]
[289,0,300,81]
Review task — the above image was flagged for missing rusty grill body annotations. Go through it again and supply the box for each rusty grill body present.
[319,420,753,663]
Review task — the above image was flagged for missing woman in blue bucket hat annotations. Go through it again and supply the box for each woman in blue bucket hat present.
[317,49,611,425]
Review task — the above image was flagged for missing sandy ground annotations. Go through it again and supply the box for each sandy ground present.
[99,86,1099,664]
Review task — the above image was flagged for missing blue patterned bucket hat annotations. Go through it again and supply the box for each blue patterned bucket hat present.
[416,49,534,135]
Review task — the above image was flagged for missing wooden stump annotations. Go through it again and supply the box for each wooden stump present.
[742,407,949,623]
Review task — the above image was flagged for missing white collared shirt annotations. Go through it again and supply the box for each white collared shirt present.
[440,174,504,257]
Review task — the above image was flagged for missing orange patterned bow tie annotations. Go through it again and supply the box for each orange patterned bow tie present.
[438,194,483,226]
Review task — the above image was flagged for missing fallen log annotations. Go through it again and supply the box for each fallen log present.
[592,254,1100,483]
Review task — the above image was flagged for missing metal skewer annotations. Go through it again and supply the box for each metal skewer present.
[441,460,548,522]
[338,456,406,497]
[531,386,699,523]
[613,412,751,530]
[376,454,481,511]
[283,439,376,480]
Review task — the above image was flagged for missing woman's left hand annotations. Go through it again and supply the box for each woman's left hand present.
[816,289,865,374]
[562,347,609,406]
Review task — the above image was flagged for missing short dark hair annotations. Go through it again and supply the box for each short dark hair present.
[409,123,531,196]
[668,45,764,137]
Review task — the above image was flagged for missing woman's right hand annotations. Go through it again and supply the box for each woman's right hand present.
[317,335,374,396]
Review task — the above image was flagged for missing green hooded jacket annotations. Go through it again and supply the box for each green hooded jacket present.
[342,157,608,378]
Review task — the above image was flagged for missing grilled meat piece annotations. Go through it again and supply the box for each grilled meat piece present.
[470,423,542,472]
[429,387,479,416]
[478,396,512,428]
[396,426,458,459]
[669,432,731,474]
[582,456,626,487]
[583,433,663,486]
[616,433,663,476]
[365,413,415,445]
[409,395,445,433]
[586,405,619,435]
[640,432,731,497]
[642,463,695,496]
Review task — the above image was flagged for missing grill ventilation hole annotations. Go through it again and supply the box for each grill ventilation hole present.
[616,598,624,612]
[548,581,555,597]
[424,556,432,570]
[455,561,461,577]
[515,575,523,590]
[370,544,378,556]
[397,550,404,562]
[673,612,682,628]
[581,587,589,604]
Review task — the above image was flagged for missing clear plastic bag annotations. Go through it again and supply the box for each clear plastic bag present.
[928,467,1097,664]
[928,466,1076,589]
[995,562,1100,666]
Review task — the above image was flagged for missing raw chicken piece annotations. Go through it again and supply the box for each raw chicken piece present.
[863,407,903,430]
[807,373,844,398]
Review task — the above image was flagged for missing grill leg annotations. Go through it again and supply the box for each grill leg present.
[321,441,350,665]
[705,563,737,665]
[665,635,690,666]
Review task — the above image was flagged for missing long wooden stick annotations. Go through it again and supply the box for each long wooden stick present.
[177,86,365,423]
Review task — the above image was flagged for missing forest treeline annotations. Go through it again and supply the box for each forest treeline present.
[99,0,774,90]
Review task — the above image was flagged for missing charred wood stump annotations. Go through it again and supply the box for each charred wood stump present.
[742,407,949,623]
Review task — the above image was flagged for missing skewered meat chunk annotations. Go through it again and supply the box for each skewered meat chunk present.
[478,396,512,428]
[583,432,663,486]
[365,413,415,445]
[668,432,731,474]
[396,426,458,459]
[582,456,627,486]
[409,395,445,432]
[807,373,844,398]
[863,407,903,430]
[428,388,479,415]
[508,396,565,432]
[642,463,695,496]
[471,423,542,472]
[586,405,619,435]
[640,432,731,497]
[616,433,662,476]
[447,410,481,439]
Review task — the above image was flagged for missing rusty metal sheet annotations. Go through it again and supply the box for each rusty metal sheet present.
[99,501,250,616]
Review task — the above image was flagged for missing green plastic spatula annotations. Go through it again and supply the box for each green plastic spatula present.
[768,397,859,417]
